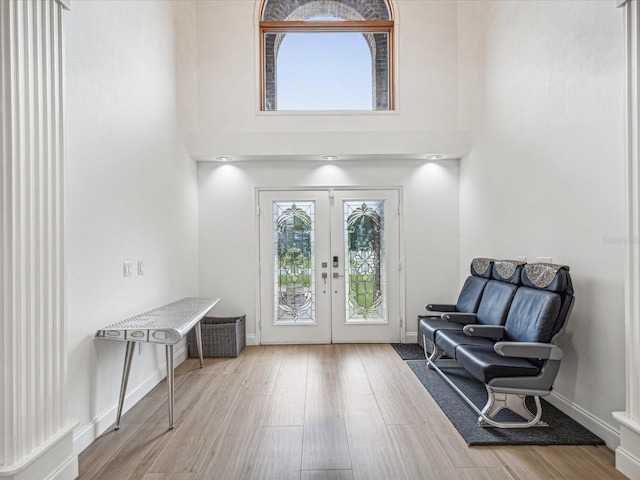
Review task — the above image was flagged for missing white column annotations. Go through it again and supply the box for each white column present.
[0,1,77,479]
[614,1,640,479]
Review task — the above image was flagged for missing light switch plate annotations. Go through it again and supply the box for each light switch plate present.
[123,261,133,277]
[138,260,144,275]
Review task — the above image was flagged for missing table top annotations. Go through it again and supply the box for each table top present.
[95,297,220,344]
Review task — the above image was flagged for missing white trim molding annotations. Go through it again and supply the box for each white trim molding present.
[55,0,71,10]
[614,0,640,478]
[0,1,77,478]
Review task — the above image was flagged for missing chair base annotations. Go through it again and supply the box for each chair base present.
[478,388,547,428]
[423,334,548,429]
[422,335,458,370]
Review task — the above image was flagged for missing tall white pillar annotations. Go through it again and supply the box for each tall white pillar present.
[0,1,77,479]
[614,1,640,479]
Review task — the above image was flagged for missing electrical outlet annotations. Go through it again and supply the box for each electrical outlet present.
[123,261,133,277]
[138,260,144,275]
[537,257,552,264]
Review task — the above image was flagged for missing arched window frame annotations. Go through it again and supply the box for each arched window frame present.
[259,0,395,111]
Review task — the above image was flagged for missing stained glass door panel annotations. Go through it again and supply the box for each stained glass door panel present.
[330,190,400,343]
[273,201,315,323]
[344,201,386,323]
[259,191,331,344]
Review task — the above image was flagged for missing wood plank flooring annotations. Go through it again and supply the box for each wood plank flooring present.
[78,344,626,480]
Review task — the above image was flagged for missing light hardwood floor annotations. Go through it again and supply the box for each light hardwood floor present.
[78,344,627,480]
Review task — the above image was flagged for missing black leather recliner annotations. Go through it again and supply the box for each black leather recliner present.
[426,263,575,428]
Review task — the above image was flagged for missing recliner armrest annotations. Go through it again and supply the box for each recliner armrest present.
[426,304,457,312]
[463,324,505,338]
[441,312,478,324]
[494,342,564,360]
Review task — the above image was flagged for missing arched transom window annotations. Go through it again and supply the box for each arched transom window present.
[260,0,394,111]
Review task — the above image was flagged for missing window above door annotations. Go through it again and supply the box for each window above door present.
[259,0,395,112]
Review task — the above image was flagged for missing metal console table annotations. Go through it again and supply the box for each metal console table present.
[96,297,220,429]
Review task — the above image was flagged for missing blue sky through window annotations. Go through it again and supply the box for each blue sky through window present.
[276,31,373,110]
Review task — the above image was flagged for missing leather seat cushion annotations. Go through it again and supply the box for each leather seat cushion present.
[435,330,495,359]
[455,344,542,384]
[419,317,463,343]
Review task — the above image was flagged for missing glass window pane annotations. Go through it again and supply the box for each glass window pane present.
[275,32,373,110]
[343,200,386,322]
[273,201,316,323]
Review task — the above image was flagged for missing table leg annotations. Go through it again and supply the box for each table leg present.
[115,341,135,430]
[166,344,174,429]
[195,320,204,368]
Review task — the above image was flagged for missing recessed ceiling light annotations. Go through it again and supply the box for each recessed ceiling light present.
[216,156,232,162]
[322,155,338,161]
[425,154,443,160]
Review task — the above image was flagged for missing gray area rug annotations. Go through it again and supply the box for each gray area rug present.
[406,360,605,446]
[391,343,425,360]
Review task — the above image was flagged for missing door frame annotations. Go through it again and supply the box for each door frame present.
[254,185,406,345]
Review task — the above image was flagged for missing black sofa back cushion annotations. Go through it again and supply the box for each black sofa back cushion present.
[476,280,518,326]
[504,287,562,344]
[456,276,489,313]
[521,263,574,339]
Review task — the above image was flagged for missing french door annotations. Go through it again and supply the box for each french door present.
[258,189,401,344]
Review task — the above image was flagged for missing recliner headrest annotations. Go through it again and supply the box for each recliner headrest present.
[470,258,494,278]
[522,263,573,294]
[492,260,526,284]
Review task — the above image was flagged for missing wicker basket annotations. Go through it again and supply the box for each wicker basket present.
[188,315,246,358]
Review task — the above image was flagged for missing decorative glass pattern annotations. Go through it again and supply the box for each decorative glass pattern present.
[344,201,386,322]
[273,201,316,323]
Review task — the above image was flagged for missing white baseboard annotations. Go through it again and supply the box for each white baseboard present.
[0,422,77,480]
[49,454,79,480]
[616,446,640,479]
[404,332,418,344]
[613,412,640,479]
[546,390,620,450]
[73,345,188,455]
[245,334,416,346]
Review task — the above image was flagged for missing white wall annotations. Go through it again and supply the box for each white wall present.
[458,1,626,445]
[190,0,466,159]
[198,160,461,344]
[65,0,200,452]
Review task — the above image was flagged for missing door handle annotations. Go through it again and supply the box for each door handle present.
[332,272,344,279]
